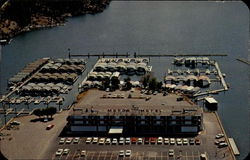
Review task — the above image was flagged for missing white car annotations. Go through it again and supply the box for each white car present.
[93,137,98,143]
[119,137,124,145]
[125,138,131,144]
[73,137,80,144]
[112,138,118,145]
[56,149,63,156]
[215,133,224,139]
[59,138,66,144]
[119,150,124,157]
[183,138,188,145]
[170,138,175,145]
[169,149,174,156]
[99,138,105,145]
[137,138,143,144]
[125,150,132,157]
[164,138,169,144]
[157,137,163,144]
[105,138,111,144]
[66,138,73,144]
[81,150,86,157]
[63,148,70,155]
[176,138,182,145]
[86,137,92,144]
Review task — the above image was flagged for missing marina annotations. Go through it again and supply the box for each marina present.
[0,1,248,159]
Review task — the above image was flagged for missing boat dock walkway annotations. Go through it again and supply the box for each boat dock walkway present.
[214,62,228,91]
[69,52,228,58]
[228,138,240,156]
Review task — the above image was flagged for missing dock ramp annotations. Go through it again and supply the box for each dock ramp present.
[229,138,240,156]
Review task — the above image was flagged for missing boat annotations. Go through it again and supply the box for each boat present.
[167,69,173,75]
[205,69,210,75]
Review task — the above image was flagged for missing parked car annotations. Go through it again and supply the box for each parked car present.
[150,137,157,144]
[46,124,54,130]
[112,138,118,145]
[218,142,228,148]
[105,138,111,144]
[125,138,131,144]
[170,138,175,145]
[86,137,92,144]
[99,138,105,145]
[200,153,208,160]
[73,137,80,144]
[195,139,201,145]
[157,137,163,144]
[131,137,137,144]
[164,138,169,144]
[144,137,150,144]
[59,138,66,144]
[92,137,98,143]
[125,150,132,157]
[214,139,225,145]
[63,148,70,155]
[81,150,86,157]
[169,149,174,156]
[56,149,63,156]
[189,138,195,145]
[176,138,182,145]
[183,138,188,145]
[215,133,224,139]
[137,138,143,144]
[119,150,124,157]
[66,138,73,144]
[10,121,21,125]
[119,137,124,145]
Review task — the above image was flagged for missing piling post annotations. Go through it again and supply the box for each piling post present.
[68,48,71,58]
[102,52,104,58]
[134,52,137,58]
[88,53,90,58]
[126,52,129,58]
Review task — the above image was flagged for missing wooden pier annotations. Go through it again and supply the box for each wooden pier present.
[69,52,130,58]
[69,52,227,58]
[214,62,228,91]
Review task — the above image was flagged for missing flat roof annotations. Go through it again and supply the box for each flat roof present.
[204,97,218,104]
[70,89,202,117]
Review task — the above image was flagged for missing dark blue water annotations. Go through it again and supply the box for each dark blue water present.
[0,1,249,159]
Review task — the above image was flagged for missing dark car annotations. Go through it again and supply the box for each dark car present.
[144,137,150,144]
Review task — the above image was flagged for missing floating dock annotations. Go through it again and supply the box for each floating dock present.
[228,138,240,156]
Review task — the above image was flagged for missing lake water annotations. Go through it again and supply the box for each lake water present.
[0,1,249,159]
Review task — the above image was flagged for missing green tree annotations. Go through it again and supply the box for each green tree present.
[149,77,157,91]
[33,108,42,118]
[47,107,57,118]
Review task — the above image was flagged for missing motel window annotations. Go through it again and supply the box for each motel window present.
[100,121,105,125]
[141,116,145,119]
[140,121,145,125]
[185,121,192,125]
[156,116,160,120]
[100,116,104,119]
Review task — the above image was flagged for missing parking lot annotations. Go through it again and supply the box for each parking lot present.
[50,135,229,160]
[52,150,203,160]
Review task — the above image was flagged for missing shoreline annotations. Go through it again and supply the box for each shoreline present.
[0,0,111,45]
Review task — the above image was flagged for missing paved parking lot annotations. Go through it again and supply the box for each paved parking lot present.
[52,150,202,160]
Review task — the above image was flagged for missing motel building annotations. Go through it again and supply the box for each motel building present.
[66,104,203,136]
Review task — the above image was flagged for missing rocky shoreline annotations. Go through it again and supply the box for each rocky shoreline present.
[0,0,111,44]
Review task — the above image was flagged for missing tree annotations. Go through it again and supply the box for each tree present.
[149,77,157,91]
[47,107,57,118]
[33,108,42,118]
[141,73,151,88]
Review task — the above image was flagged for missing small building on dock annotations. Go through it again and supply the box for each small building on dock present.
[204,97,218,110]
